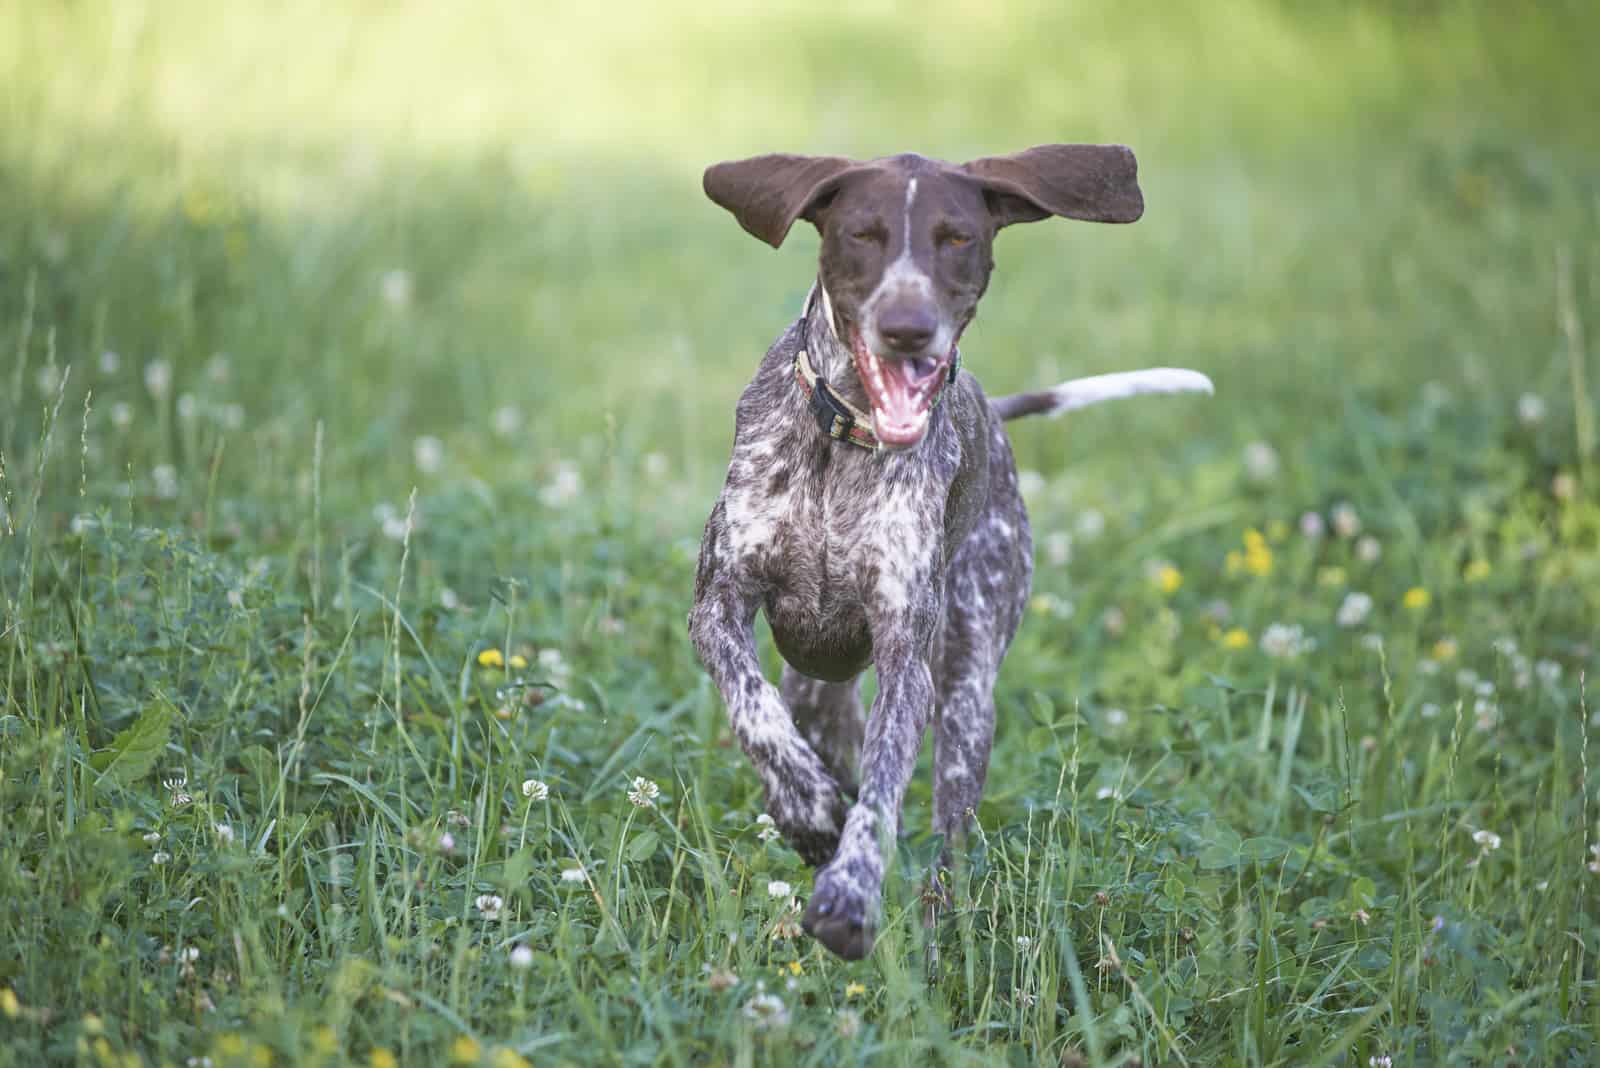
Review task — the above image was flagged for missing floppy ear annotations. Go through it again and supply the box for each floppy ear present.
[962,144,1144,229]
[703,154,863,248]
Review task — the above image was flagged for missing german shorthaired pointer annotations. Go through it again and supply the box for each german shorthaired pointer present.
[689,145,1211,960]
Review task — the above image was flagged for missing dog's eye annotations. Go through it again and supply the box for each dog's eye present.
[941,233,972,248]
[850,228,878,242]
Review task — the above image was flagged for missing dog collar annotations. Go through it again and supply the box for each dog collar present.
[793,347,960,451]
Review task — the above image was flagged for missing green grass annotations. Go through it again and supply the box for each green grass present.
[3,1,1600,1064]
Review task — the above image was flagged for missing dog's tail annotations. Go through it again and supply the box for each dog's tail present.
[992,368,1214,421]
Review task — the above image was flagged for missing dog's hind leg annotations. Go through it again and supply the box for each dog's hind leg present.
[781,666,865,799]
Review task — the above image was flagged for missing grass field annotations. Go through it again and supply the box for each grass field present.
[3,2,1600,1064]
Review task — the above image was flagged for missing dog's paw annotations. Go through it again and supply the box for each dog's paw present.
[802,863,878,960]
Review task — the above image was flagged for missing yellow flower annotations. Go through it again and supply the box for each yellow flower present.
[783,960,803,976]
[0,988,18,1018]
[477,648,505,669]
[845,981,866,998]
[490,1050,531,1068]
[1221,628,1250,650]
[1464,559,1491,582]
[1224,550,1244,576]
[450,1035,481,1064]
[217,1035,247,1058]
[1432,638,1458,661]
[1244,544,1274,577]
[311,1027,338,1056]
[509,653,529,670]
[1266,519,1290,543]
[251,1044,274,1068]
[1155,565,1183,595]
[1403,587,1431,611]
[1317,566,1347,588]
[370,1051,399,1068]
[1243,528,1267,551]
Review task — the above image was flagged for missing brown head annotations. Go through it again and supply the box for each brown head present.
[704,145,1144,448]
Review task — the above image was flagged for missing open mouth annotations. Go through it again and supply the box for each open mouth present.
[848,332,951,448]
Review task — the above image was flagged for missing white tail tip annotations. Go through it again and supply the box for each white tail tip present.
[1045,367,1214,415]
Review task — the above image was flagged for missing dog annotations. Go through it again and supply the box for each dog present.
[688,145,1211,959]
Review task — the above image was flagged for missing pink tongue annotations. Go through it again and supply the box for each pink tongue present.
[872,363,924,427]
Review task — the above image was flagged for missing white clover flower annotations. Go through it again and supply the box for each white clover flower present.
[1015,935,1033,951]
[642,451,670,479]
[176,393,198,421]
[493,405,523,437]
[1420,702,1441,719]
[1044,531,1072,567]
[1243,441,1279,483]
[152,465,179,500]
[1102,707,1128,729]
[1472,829,1501,852]
[1017,469,1045,497]
[537,648,571,686]
[438,831,456,853]
[1260,622,1313,659]
[475,893,505,920]
[1517,392,1546,426]
[439,587,460,611]
[110,402,133,430]
[766,880,792,899]
[755,813,781,843]
[627,777,660,808]
[1492,637,1519,657]
[1474,699,1498,731]
[521,779,549,801]
[1355,536,1382,563]
[1474,680,1496,698]
[1455,668,1479,689]
[227,588,244,610]
[1588,843,1600,875]
[560,865,587,884]
[742,991,790,1031]
[1369,1054,1393,1068]
[142,831,161,844]
[213,823,235,845]
[99,350,121,375]
[1094,786,1121,802]
[509,944,534,970]
[219,403,245,431]
[1336,592,1373,628]
[1330,502,1361,538]
[413,435,444,473]
[1075,509,1106,541]
[1360,632,1385,652]
[152,851,172,865]
[1299,511,1325,539]
[144,360,172,399]
[380,268,414,309]
[1536,659,1562,685]
[540,461,583,508]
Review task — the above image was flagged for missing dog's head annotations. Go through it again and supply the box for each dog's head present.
[704,145,1144,448]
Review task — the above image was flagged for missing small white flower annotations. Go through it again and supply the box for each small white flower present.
[1492,637,1519,657]
[540,461,583,508]
[1420,702,1441,719]
[521,778,549,801]
[1517,392,1546,426]
[1336,592,1373,627]
[1474,680,1495,698]
[1015,935,1033,951]
[1536,659,1562,685]
[176,393,198,421]
[1369,1054,1393,1068]
[1455,668,1479,689]
[143,831,161,844]
[100,350,121,375]
[627,776,660,808]
[492,405,523,437]
[1095,786,1121,802]
[475,893,504,920]
[1471,829,1501,852]
[170,792,194,809]
[766,880,792,899]
[227,588,244,610]
[509,944,534,970]
[1356,536,1382,563]
[219,403,245,431]
[742,991,790,1031]
[110,402,133,430]
[380,268,414,309]
[1360,632,1385,652]
[1102,707,1128,729]
[35,365,61,395]
[213,823,235,844]
[537,648,571,686]
[642,451,670,479]
[1330,502,1361,538]
[1260,622,1313,659]
[152,850,172,865]
[1243,441,1279,482]
[1298,511,1325,539]
[382,514,409,541]
[1017,469,1045,497]
[1044,531,1072,567]
[560,865,587,884]
[438,831,456,852]
[152,465,179,500]
[1473,699,1498,730]
[755,813,781,843]
[413,435,444,473]
[180,946,200,963]
[439,587,460,610]
[1075,509,1106,540]
[144,360,172,399]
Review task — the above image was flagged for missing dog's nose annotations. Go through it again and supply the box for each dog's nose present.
[877,306,936,353]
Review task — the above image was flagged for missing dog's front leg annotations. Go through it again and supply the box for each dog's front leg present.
[802,633,935,960]
[688,581,848,865]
